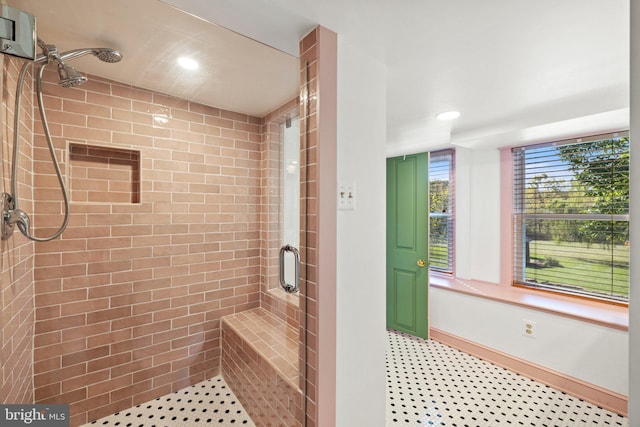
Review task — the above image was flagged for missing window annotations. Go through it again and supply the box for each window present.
[429,149,455,273]
[512,133,629,302]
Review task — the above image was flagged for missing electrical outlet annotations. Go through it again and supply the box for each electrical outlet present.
[338,183,356,210]
[522,319,536,339]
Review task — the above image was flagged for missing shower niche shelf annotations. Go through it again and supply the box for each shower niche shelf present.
[68,142,141,204]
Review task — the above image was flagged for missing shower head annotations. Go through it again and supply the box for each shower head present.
[35,42,123,66]
[32,40,123,88]
[55,48,122,87]
[54,47,123,64]
[57,63,88,88]
[92,48,123,63]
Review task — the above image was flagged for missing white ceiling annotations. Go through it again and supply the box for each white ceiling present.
[6,0,630,153]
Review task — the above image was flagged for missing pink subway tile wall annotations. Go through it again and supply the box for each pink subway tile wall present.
[32,67,265,426]
[0,55,36,405]
[300,27,320,427]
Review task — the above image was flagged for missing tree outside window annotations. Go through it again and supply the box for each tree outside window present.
[513,134,629,301]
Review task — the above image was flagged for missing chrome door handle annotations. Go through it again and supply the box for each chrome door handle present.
[280,244,300,293]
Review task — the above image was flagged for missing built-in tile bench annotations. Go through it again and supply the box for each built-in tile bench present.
[221,308,303,426]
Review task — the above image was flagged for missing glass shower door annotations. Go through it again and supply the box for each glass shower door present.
[220,106,306,427]
[280,117,301,293]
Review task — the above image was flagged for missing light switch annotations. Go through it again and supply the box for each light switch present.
[338,183,356,211]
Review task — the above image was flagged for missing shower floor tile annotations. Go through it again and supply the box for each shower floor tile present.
[83,376,255,427]
[386,329,628,427]
[84,331,628,427]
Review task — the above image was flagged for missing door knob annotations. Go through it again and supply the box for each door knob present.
[417,259,426,267]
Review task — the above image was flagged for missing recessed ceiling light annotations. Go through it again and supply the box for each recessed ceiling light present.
[436,111,461,121]
[177,57,199,70]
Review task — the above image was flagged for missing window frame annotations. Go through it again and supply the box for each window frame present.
[509,132,630,303]
[429,149,455,274]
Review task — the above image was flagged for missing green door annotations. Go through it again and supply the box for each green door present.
[386,153,429,339]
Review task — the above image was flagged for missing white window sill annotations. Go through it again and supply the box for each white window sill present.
[429,272,628,331]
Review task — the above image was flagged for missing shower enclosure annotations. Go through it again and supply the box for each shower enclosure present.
[219,103,307,426]
[0,1,310,426]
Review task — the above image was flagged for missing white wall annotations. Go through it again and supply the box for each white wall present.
[628,0,639,422]
[454,147,472,279]
[332,10,634,422]
[455,147,501,282]
[443,142,630,399]
[431,288,629,395]
[335,37,387,426]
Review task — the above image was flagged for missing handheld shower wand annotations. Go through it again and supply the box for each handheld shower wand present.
[1,38,122,241]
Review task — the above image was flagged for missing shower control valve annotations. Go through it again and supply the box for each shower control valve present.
[1,192,16,240]
[1,193,30,240]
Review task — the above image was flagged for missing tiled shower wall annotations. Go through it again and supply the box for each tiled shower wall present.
[0,55,35,404]
[29,67,280,426]
[300,28,320,427]
[299,26,337,427]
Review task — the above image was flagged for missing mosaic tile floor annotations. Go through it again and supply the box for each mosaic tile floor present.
[84,377,254,427]
[386,329,629,427]
[86,331,629,427]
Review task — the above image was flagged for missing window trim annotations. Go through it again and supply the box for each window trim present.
[500,147,515,286]
[501,132,630,305]
[430,271,628,331]
[429,148,455,274]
